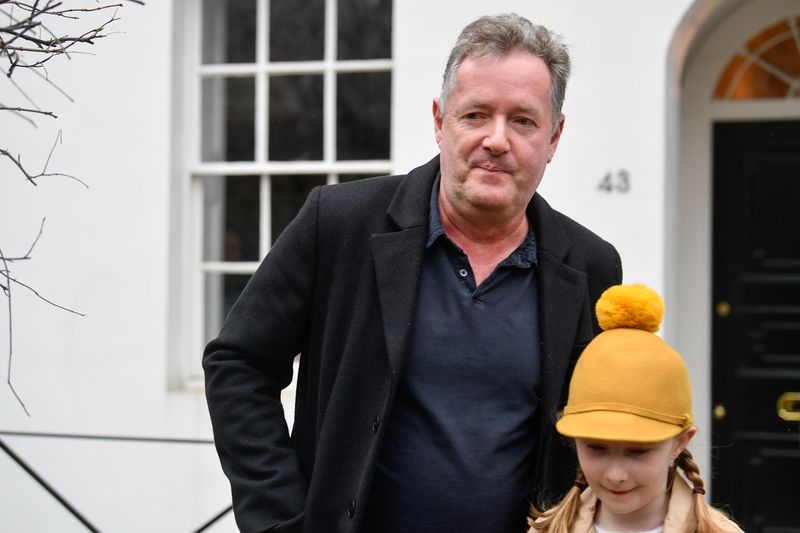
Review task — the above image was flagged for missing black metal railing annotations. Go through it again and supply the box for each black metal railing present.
[0,430,232,532]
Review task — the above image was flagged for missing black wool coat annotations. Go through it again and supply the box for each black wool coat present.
[203,155,623,533]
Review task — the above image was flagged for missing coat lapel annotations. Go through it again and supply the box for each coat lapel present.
[371,156,439,374]
[531,195,589,418]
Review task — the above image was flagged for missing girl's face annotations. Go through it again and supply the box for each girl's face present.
[575,431,693,531]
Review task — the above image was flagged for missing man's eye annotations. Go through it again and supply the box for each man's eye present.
[463,112,481,120]
[514,118,534,126]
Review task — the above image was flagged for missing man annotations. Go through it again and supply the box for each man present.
[204,13,621,533]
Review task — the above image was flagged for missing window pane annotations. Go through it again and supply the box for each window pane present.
[269,75,324,161]
[269,0,325,62]
[271,175,327,243]
[338,0,392,60]
[733,62,790,99]
[337,72,391,160]
[204,273,252,341]
[202,0,256,64]
[202,77,255,162]
[202,176,260,262]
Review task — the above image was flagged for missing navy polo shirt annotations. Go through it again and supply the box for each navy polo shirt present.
[363,178,542,533]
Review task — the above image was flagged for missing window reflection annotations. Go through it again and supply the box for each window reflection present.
[338,0,392,60]
[202,0,256,64]
[269,0,325,62]
[203,176,260,262]
[269,75,324,160]
[337,72,391,160]
[201,77,255,162]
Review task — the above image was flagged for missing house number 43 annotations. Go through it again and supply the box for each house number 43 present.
[598,170,630,193]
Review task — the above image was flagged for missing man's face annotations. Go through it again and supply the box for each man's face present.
[433,51,564,222]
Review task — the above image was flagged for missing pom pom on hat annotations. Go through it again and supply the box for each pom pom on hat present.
[596,283,664,333]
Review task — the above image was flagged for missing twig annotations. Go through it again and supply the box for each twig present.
[0,102,37,126]
[1,130,90,188]
[3,274,85,317]
[0,248,30,416]
[0,104,56,118]
[21,217,45,259]
[0,218,44,262]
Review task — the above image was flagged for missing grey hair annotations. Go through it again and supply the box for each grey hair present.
[438,13,571,131]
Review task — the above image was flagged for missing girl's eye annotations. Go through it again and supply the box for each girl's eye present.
[628,448,652,456]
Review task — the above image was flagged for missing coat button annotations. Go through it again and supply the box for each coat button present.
[347,499,356,518]
[371,416,380,433]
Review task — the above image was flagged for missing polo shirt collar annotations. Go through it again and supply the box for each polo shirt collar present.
[426,173,538,268]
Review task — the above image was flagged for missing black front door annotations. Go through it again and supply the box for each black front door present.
[712,120,800,532]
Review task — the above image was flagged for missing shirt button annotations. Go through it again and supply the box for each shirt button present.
[458,268,469,277]
[348,499,357,518]
[371,416,381,433]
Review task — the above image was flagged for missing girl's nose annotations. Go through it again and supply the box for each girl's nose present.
[604,459,628,484]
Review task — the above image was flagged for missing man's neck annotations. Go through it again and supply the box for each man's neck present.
[438,193,529,285]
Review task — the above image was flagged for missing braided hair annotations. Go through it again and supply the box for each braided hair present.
[529,441,737,533]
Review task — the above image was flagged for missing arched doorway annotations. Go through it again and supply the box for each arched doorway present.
[672,1,800,530]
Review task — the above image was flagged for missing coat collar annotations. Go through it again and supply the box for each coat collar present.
[385,155,440,230]
[372,156,439,374]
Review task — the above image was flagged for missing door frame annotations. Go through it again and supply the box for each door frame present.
[667,0,800,489]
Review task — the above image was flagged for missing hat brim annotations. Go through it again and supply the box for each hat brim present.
[556,410,688,443]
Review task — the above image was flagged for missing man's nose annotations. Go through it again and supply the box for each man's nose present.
[482,117,511,154]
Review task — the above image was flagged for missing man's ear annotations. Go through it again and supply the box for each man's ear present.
[432,98,444,147]
[547,114,565,163]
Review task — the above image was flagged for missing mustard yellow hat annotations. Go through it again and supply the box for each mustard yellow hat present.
[556,284,693,443]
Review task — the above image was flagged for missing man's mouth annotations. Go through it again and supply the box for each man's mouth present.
[476,164,510,173]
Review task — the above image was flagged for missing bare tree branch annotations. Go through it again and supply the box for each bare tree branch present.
[1,130,90,187]
[0,0,142,412]
[0,1,139,77]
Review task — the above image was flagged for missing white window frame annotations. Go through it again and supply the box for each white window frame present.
[170,0,393,389]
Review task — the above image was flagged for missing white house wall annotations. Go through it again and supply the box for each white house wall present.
[0,1,235,531]
[0,1,703,530]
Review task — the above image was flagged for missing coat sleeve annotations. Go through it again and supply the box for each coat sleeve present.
[203,187,322,533]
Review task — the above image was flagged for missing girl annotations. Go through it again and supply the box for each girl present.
[529,284,743,533]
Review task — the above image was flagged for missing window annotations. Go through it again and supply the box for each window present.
[714,15,800,100]
[180,0,393,385]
